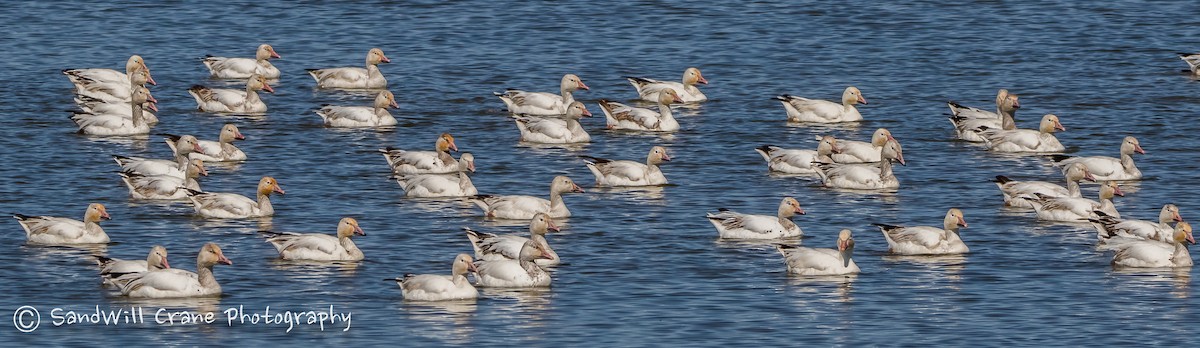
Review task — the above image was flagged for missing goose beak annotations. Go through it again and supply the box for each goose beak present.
[147,102,159,112]
[959,217,968,228]
[380,55,391,63]
[274,184,286,195]
[448,141,459,153]
[548,220,561,232]
[1174,212,1184,222]
[467,161,476,173]
[262,82,275,94]
[193,143,205,153]
[581,108,593,117]
[577,81,590,91]
[1054,121,1066,132]
[1113,185,1125,197]
[572,183,585,193]
[661,153,671,162]
[161,256,170,269]
[795,207,806,215]
[858,95,868,105]
[1135,144,1146,155]
[896,154,906,166]
[1084,172,1096,182]
[218,255,232,265]
[697,75,708,85]
[270,49,281,59]
[354,225,365,236]
[145,73,157,86]
[198,165,209,177]
[467,262,478,273]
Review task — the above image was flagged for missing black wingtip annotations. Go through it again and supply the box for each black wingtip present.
[871,223,903,231]
[1048,154,1073,163]
[992,175,1012,184]
[13,213,33,220]
[183,188,206,196]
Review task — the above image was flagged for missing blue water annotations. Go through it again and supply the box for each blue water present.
[3,0,1200,345]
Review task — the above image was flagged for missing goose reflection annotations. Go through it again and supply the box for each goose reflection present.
[478,287,552,330]
[398,300,478,344]
[785,273,857,304]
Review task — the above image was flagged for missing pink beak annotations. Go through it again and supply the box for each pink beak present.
[572,183,585,193]
[697,75,708,85]
[274,185,286,195]
[1174,212,1184,222]
[858,95,868,105]
[354,225,365,236]
[148,102,159,112]
[581,108,593,117]
[262,82,275,94]
[270,49,281,59]
[161,256,171,269]
[547,220,561,232]
[218,255,232,265]
[197,165,209,177]
[448,141,459,153]
[1084,172,1096,182]
[577,81,590,91]
[467,161,476,173]
[1054,121,1066,132]
[661,152,671,162]
[672,95,684,103]
[146,94,158,105]
[1113,185,1124,197]
[380,55,391,63]
[234,131,245,140]
[1187,233,1196,245]
[1135,144,1146,154]
[100,211,111,220]
[389,100,399,109]
[1011,99,1021,109]
[896,153,906,166]
[959,217,968,228]
[193,143,204,153]
[795,207,806,215]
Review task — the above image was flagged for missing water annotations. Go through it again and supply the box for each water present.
[2,0,1199,345]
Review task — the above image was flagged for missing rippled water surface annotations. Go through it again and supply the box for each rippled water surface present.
[3,0,1200,345]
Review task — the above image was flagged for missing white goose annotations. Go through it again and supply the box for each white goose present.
[495,74,590,115]
[992,162,1095,208]
[394,171,478,198]
[165,124,247,162]
[1091,204,1184,244]
[513,101,592,143]
[73,68,155,105]
[1024,181,1123,222]
[114,135,204,178]
[473,240,554,288]
[626,67,708,103]
[63,55,154,88]
[582,146,671,187]
[1180,52,1200,76]
[188,74,274,113]
[394,254,478,301]
[465,212,560,266]
[266,217,365,261]
[774,86,867,123]
[598,89,683,131]
[96,246,170,286]
[73,87,155,136]
[379,133,468,175]
[13,203,111,245]
[876,208,969,255]
[473,176,584,220]
[977,114,1066,153]
[186,176,284,218]
[114,243,232,298]
[306,48,390,89]
[826,128,896,164]
[73,85,159,125]
[202,44,282,79]
[706,197,805,239]
[754,135,841,175]
[947,89,1020,142]
[776,229,860,276]
[119,159,208,200]
[1050,136,1145,181]
[1110,222,1194,268]
[815,139,905,191]
[316,90,399,127]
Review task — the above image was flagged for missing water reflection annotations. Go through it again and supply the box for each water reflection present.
[880,254,968,283]
[589,185,667,202]
[785,274,858,304]
[478,287,552,331]
[784,121,864,132]
[399,300,478,344]
[85,134,150,150]
[186,216,274,234]
[269,259,362,278]
[516,142,591,153]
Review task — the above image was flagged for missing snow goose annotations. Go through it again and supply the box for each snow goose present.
[776,229,860,275]
[114,242,232,298]
[947,89,1020,142]
[394,254,478,301]
[1024,181,1123,222]
[266,217,365,261]
[465,212,560,266]
[379,133,468,174]
[1180,52,1200,76]
[993,162,1095,208]
[774,86,867,123]
[306,48,389,89]
[188,74,274,113]
[394,171,478,198]
[514,101,592,143]
[96,245,170,285]
[495,74,590,115]
[875,208,969,255]
[598,89,682,131]
[113,135,204,178]
[706,197,805,239]
[1110,222,1194,268]
[815,139,905,191]
[754,135,841,175]
[473,176,584,220]
[316,90,398,127]
[826,128,896,164]
[473,240,554,288]
[186,176,284,218]
[1091,204,1184,244]
[166,124,247,162]
[73,86,155,136]
[626,67,707,103]
[582,146,671,187]
[13,203,111,245]
[118,159,208,200]
[1050,136,1144,181]
[976,114,1066,153]
[73,68,154,105]
[74,85,159,125]
[202,44,282,79]
[63,55,154,88]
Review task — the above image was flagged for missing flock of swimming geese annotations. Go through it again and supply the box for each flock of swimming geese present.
[11,45,1200,301]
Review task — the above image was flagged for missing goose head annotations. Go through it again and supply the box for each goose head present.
[995,89,1020,112]
[256,44,281,60]
[374,91,399,109]
[836,229,856,266]
[944,208,968,231]
[1099,181,1123,200]
[1174,222,1194,245]
[198,242,233,267]
[247,74,274,93]
[657,89,684,105]
[175,135,205,155]
[871,128,896,147]
[126,55,154,85]
[84,203,111,223]
[1038,114,1065,133]
[131,87,158,112]
[817,135,842,155]
[842,86,867,106]
[683,67,707,86]
[367,48,390,65]
[187,159,209,178]
[435,133,458,153]
[551,176,585,194]
[458,153,476,173]
[882,139,905,166]
[561,74,589,92]
[530,212,560,235]
[147,245,170,270]
[219,124,245,143]
[777,197,806,218]
[647,146,671,165]
[1063,162,1095,183]
[452,253,477,276]
[565,101,592,118]
[1120,136,1145,155]
[1160,204,1184,224]
[256,176,285,196]
[336,217,365,238]
[129,69,152,87]
[518,240,554,261]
